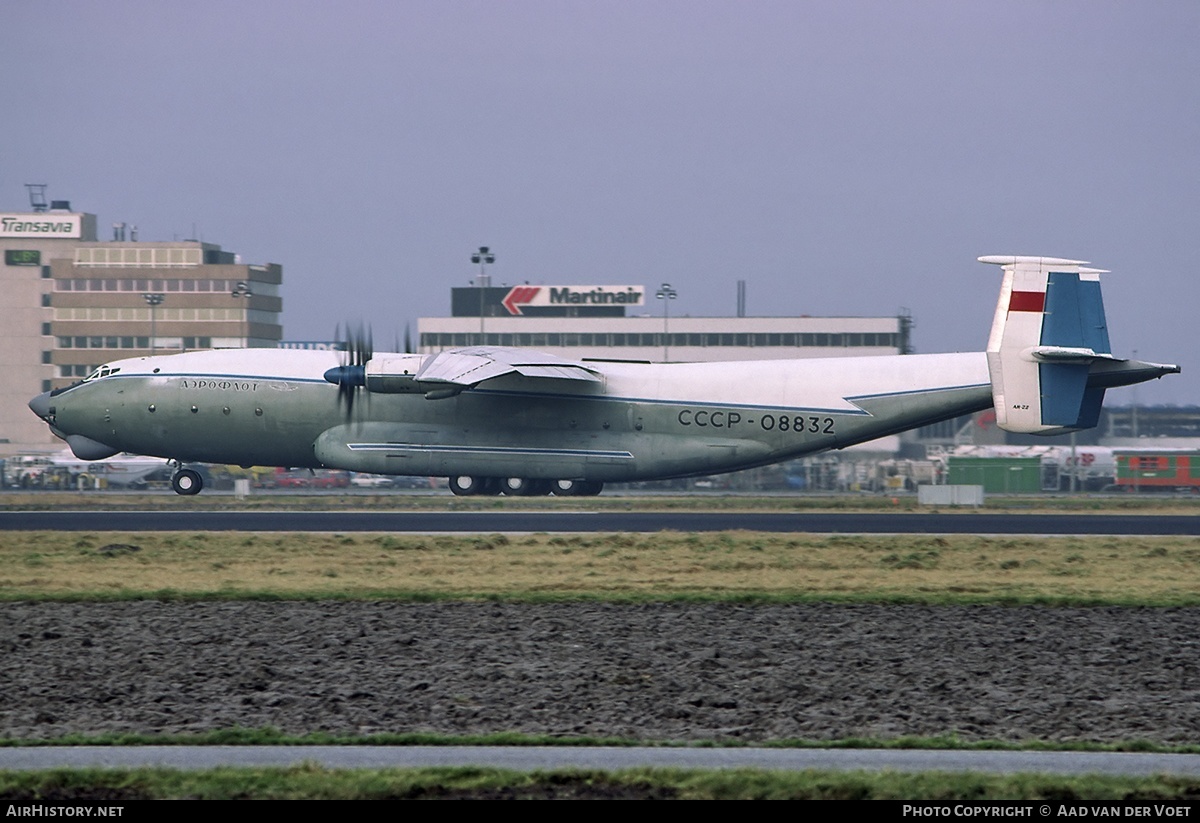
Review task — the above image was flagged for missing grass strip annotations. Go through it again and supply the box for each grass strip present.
[2,729,1200,754]
[4,531,1200,606]
[3,491,1199,514]
[3,765,1200,800]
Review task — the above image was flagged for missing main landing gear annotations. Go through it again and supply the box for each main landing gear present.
[170,466,204,495]
[448,476,603,497]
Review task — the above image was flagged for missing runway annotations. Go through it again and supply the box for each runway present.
[5,745,1200,776]
[1,509,1197,534]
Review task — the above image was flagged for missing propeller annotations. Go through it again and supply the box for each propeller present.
[323,323,373,416]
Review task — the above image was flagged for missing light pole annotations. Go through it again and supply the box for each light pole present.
[142,293,164,353]
[231,281,253,348]
[656,282,677,361]
[471,246,495,345]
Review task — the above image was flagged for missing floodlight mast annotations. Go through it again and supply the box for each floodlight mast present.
[656,282,677,361]
[471,246,495,342]
[143,293,164,352]
[231,282,253,347]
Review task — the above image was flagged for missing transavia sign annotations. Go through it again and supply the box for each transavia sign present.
[0,214,83,238]
[501,285,644,315]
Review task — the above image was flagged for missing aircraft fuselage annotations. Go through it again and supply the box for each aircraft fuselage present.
[38,348,995,482]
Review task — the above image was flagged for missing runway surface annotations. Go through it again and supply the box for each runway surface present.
[1,510,1197,534]
[5,746,1200,776]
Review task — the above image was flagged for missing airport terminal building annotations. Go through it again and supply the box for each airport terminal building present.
[419,283,912,363]
[0,200,283,455]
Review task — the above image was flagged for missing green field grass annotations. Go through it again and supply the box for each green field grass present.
[4,764,1200,800]
[3,530,1200,605]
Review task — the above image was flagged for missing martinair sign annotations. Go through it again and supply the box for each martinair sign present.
[0,213,84,239]
[501,285,644,315]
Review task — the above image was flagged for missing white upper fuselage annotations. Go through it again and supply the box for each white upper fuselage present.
[90,347,991,412]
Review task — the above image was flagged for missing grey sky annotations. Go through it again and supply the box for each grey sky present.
[4,1,1196,404]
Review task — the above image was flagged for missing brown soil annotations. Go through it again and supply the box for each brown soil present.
[3,601,1198,745]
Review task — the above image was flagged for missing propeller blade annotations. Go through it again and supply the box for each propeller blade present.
[323,322,373,417]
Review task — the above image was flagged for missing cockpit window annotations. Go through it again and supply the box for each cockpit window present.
[82,365,121,382]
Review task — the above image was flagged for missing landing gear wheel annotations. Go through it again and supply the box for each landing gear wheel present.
[552,479,602,496]
[449,475,485,496]
[171,468,204,496]
[551,479,581,496]
[451,476,504,496]
[502,478,552,496]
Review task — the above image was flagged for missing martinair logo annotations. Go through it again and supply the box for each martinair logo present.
[502,286,542,315]
[500,285,645,315]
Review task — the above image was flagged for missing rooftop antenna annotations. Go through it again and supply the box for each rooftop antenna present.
[25,184,48,212]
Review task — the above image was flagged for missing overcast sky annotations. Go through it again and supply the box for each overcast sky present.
[4,1,1196,404]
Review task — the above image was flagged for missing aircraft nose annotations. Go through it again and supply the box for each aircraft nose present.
[28,391,53,421]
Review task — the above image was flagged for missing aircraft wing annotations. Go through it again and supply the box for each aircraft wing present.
[414,346,602,388]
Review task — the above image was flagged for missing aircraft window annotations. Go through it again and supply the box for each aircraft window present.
[82,365,122,382]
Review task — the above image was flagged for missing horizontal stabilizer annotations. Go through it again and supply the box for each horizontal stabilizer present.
[1027,346,1120,364]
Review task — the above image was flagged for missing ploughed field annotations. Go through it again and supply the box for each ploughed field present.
[3,600,1198,744]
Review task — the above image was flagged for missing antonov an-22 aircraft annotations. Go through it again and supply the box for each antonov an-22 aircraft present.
[28,256,1179,496]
